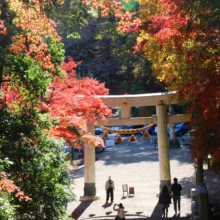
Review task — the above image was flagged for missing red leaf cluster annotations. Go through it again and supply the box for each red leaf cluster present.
[44,68,112,145]
[0,171,31,201]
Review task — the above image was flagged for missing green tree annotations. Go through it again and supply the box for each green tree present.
[63,12,164,94]
[0,1,75,219]
[0,158,20,220]
[0,195,16,220]
[46,0,92,37]
[0,106,74,219]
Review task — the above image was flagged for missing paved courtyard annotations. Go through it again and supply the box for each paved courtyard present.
[67,134,194,220]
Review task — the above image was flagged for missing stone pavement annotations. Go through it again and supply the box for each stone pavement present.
[67,134,194,220]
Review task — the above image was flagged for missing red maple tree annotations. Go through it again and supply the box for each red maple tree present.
[43,57,112,147]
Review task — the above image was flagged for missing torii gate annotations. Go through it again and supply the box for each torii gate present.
[80,91,191,200]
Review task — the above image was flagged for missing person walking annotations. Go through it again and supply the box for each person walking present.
[171,177,182,214]
[113,203,125,220]
[105,176,115,203]
[159,186,171,218]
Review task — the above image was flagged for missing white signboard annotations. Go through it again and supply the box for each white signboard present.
[105,139,115,147]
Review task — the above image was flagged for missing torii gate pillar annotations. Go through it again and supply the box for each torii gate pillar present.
[157,102,171,192]
[80,123,100,201]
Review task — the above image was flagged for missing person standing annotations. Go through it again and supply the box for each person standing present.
[113,203,125,220]
[159,186,171,218]
[153,137,157,148]
[105,176,115,203]
[171,177,182,215]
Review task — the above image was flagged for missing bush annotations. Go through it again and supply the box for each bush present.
[0,194,17,220]
[0,108,75,219]
[2,137,75,220]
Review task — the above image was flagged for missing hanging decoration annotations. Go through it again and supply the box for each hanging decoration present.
[99,124,153,134]
[98,124,154,143]
[115,135,123,143]
[142,130,150,138]
[102,130,109,138]
[129,134,137,142]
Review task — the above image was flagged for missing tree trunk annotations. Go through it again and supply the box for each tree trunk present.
[197,160,203,189]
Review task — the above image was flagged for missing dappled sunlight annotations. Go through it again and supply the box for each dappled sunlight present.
[68,134,194,219]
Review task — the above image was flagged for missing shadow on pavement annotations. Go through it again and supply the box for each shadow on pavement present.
[79,214,148,220]
[71,201,93,220]
[105,211,112,215]
[178,176,195,199]
[73,202,191,220]
[70,134,193,180]
[98,134,192,167]
[69,166,84,179]
[102,202,113,209]
[149,201,162,219]
[150,202,191,220]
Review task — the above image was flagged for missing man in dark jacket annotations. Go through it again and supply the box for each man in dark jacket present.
[171,177,182,214]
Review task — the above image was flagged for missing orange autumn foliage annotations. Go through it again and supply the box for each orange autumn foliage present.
[43,65,112,147]
[1,0,62,72]
[0,171,31,201]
